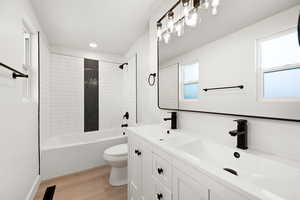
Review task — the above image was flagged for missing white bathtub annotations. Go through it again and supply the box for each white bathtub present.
[41,129,127,180]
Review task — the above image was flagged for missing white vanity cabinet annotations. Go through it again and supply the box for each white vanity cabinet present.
[172,164,249,200]
[128,135,142,200]
[128,131,250,200]
[128,134,153,200]
[173,168,209,200]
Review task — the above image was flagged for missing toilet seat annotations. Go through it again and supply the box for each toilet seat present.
[104,144,128,157]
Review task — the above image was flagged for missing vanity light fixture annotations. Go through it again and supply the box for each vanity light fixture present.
[89,43,98,48]
[163,30,171,44]
[157,0,222,43]
[211,0,220,15]
[175,19,185,37]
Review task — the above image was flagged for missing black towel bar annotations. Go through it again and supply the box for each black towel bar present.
[0,62,28,79]
[203,85,244,92]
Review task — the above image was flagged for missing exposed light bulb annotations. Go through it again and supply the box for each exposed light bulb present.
[211,0,220,15]
[186,9,199,27]
[211,0,220,7]
[163,31,171,44]
[167,11,175,32]
[175,20,184,37]
[182,0,191,18]
[183,7,190,18]
[157,22,163,41]
[167,20,174,32]
[212,7,218,15]
[157,29,162,41]
[89,43,98,48]
[202,0,209,9]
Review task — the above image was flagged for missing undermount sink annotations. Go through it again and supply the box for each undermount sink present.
[178,139,300,199]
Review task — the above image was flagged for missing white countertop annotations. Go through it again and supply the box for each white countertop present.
[128,124,300,200]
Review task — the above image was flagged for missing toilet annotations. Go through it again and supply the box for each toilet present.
[103,143,128,186]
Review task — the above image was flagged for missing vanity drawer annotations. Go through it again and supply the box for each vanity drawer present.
[153,178,172,200]
[152,153,172,188]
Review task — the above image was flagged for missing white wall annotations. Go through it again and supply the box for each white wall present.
[125,32,161,124]
[140,1,300,162]
[0,0,49,199]
[99,60,124,130]
[159,64,178,109]
[40,36,51,146]
[43,47,126,141]
[48,54,84,138]
[51,46,124,64]
[122,55,137,126]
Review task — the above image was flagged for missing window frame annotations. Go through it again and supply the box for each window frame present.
[179,60,200,101]
[23,26,32,70]
[22,21,33,100]
[256,27,300,102]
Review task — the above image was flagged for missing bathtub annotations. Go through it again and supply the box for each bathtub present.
[41,129,127,180]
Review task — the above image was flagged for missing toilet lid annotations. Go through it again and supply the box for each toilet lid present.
[104,144,128,156]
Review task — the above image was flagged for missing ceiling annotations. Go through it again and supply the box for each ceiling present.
[30,0,162,55]
[160,0,300,63]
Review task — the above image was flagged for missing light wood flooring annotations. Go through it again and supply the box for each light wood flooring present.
[34,166,127,200]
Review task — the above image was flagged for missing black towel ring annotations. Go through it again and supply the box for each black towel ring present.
[148,73,156,86]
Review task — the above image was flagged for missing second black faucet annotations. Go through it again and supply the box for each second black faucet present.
[163,112,177,129]
[229,119,248,150]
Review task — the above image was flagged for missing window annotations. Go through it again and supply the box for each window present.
[181,62,199,100]
[23,24,32,99]
[257,28,300,99]
[23,30,31,69]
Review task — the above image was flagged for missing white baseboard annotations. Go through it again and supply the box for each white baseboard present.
[25,175,41,200]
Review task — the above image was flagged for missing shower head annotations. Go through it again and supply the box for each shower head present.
[119,63,128,70]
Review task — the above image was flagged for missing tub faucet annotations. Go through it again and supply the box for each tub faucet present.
[121,124,128,128]
[163,112,177,129]
[229,119,248,150]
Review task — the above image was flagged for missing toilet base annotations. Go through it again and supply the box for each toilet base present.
[109,166,127,186]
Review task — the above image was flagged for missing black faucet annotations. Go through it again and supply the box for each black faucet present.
[229,119,248,150]
[163,112,177,129]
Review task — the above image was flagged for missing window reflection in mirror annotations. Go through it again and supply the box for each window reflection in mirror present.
[257,28,300,100]
[180,62,199,100]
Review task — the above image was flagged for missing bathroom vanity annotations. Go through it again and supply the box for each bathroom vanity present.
[128,125,300,200]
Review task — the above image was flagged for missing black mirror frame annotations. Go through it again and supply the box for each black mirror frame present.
[298,11,300,46]
[156,38,300,123]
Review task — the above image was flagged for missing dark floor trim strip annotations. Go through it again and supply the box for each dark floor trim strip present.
[43,185,56,200]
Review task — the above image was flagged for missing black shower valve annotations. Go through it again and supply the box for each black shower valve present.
[123,112,129,120]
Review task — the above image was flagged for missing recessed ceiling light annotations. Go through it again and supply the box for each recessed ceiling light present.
[89,43,98,48]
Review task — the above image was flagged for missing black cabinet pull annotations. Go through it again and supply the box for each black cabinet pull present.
[157,168,164,174]
[134,149,141,156]
[157,193,163,200]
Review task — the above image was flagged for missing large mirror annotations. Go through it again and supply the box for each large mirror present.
[158,0,300,121]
